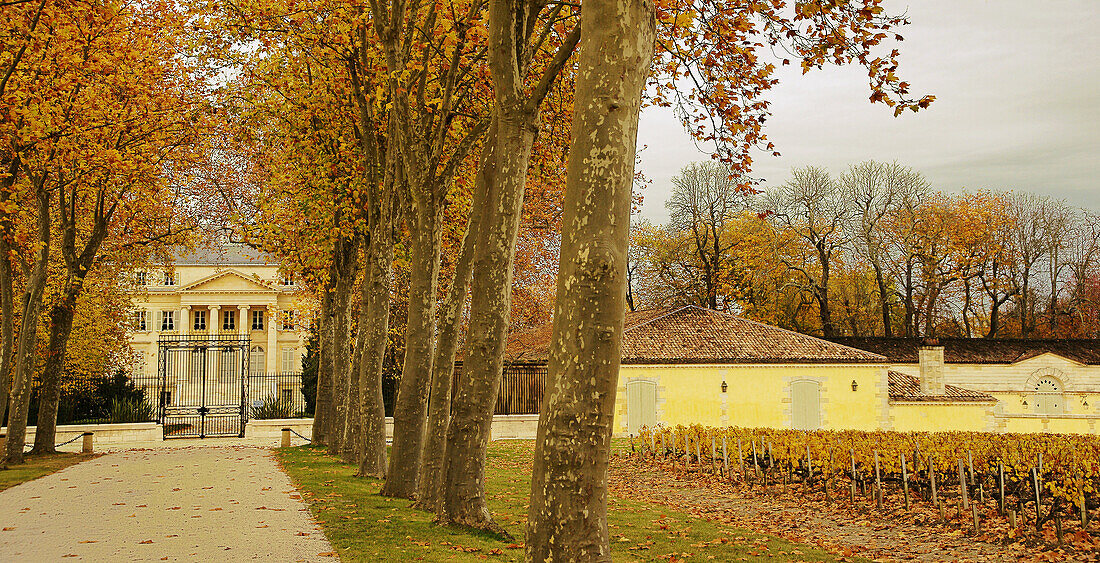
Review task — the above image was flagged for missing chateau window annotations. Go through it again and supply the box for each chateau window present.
[163,271,176,286]
[1033,377,1065,415]
[160,310,175,331]
[281,274,295,286]
[222,310,236,331]
[135,271,147,286]
[249,346,265,376]
[193,309,206,331]
[252,310,264,330]
[281,310,295,331]
[281,348,297,373]
[134,310,147,331]
[281,388,293,403]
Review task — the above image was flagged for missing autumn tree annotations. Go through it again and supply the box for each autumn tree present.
[765,166,851,338]
[27,2,202,454]
[530,0,932,556]
[840,160,927,337]
[663,160,748,310]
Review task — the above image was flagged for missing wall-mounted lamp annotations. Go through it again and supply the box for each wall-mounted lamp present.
[851,380,859,392]
[721,380,728,393]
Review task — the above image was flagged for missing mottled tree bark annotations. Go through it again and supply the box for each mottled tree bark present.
[4,179,51,465]
[356,183,396,478]
[328,236,359,454]
[435,0,580,526]
[525,0,654,557]
[0,157,20,429]
[381,198,441,499]
[30,282,80,454]
[412,119,495,511]
[439,111,534,531]
[311,289,335,446]
[0,235,12,428]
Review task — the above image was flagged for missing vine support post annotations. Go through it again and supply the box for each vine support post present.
[710,435,716,474]
[849,448,857,503]
[1032,467,1042,532]
[752,440,760,481]
[998,462,1005,515]
[958,458,969,512]
[722,436,728,478]
[874,450,882,510]
[930,455,939,509]
[695,435,701,473]
[805,444,813,488]
[1079,473,1089,527]
[901,453,910,511]
[737,438,744,478]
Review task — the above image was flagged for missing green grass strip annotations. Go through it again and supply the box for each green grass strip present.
[274,440,854,562]
[0,452,97,492]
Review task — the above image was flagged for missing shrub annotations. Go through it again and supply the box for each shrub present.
[108,397,155,423]
[252,395,294,419]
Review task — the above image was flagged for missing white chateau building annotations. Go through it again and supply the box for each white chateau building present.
[127,245,309,436]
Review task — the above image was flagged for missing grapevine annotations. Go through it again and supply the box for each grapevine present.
[631,424,1100,550]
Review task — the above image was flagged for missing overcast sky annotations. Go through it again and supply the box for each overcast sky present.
[634,0,1099,225]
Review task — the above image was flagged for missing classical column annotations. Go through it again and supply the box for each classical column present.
[237,305,249,337]
[148,308,158,378]
[208,305,221,333]
[208,305,221,383]
[266,304,278,374]
[179,305,190,335]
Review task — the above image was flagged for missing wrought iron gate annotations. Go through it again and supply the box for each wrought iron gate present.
[158,334,249,438]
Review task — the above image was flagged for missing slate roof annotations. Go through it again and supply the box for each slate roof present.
[505,306,887,365]
[888,371,996,403]
[829,337,1100,366]
[172,244,273,266]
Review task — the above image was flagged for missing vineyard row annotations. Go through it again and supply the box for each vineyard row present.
[632,425,1100,545]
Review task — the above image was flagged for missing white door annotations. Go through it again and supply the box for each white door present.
[791,380,822,430]
[626,379,657,433]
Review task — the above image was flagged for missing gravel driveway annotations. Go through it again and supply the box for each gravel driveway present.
[0,446,335,561]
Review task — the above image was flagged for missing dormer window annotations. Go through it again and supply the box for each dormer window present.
[163,271,177,286]
[280,274,295,286]
[135,271,147,286]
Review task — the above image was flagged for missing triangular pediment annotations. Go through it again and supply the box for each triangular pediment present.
[180,269,276,293]
[1011,351,1084,367]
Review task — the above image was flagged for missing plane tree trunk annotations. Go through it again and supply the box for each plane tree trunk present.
[525,0,654,557]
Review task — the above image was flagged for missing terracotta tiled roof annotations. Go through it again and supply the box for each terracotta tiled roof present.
[888,371,996,403]
[830,337,1100,366]
[505,306,887,364]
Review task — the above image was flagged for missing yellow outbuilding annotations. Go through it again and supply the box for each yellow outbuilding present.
[503,306,996,434]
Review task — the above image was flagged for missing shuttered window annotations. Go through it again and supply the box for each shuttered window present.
[791,380,822,430]
[626,379,657,433]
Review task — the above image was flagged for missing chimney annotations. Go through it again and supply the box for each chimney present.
[918,338,945,395]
